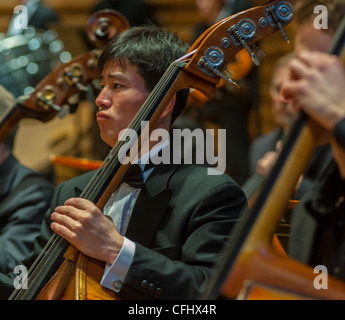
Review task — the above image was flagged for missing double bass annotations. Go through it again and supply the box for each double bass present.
[203,16,345,300]
[9,0,296,300]
[0,9,129,143]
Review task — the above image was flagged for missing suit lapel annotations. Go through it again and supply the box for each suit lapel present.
[125,163,179,247]
[73,171,95,197]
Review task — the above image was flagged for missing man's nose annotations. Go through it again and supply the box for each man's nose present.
[95,88,111,109]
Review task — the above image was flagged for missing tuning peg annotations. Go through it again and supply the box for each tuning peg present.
[36,85,68,118]
[251,44,265,61]
[268,7,290,44]
[228,19,263,66]
[212,68,240,89]
[266,1,294,44]
[57,106,69,119]
[36,86,56,110]
[65,94,80,114]
[75,82,89,93]
[197,48,241,89]
[62,63,89,92]
[240,40,261,66]
[280,26,290,45]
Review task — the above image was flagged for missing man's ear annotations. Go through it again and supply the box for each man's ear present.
[159,94,176,119]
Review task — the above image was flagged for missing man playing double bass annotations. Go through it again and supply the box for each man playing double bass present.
[0,25,246,300]
[283,0,345,283]
[284,53,345,281]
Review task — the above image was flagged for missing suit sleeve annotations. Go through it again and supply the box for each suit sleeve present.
[0,175,53,274]
[118,181,246,300]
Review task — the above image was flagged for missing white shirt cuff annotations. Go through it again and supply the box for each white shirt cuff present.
[100,237,135,292]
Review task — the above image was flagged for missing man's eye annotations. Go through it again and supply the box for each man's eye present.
[113,83,121,89]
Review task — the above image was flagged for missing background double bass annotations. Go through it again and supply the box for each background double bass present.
[0,9,129,144]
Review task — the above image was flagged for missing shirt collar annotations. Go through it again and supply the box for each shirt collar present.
[136,139,169,182]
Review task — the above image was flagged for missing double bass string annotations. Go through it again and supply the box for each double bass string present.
[10,59,186,300]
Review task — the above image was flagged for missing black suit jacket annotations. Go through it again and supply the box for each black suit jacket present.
[0,154,53,274]
[0,163,246,299]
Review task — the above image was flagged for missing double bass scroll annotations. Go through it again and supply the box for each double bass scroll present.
[86,9,130,48]
[0,10,129,143]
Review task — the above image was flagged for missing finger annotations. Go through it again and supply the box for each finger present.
[256,159,268,176]
[257,157,270,172]
[289,57,313,80]
[295,50,316,67]
[275,140,283,153]
[64,197,96,211]
[298,50,339,70]
[295,50,328,69]
[51,211,81,231]
[281,79,305,101]
[54,204,82,221]
[50,221,76,244]
[261,151,277,161]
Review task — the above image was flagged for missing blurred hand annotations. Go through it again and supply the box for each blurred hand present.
[282,50,345,131]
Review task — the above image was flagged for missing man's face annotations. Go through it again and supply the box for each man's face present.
[95,60,150,147]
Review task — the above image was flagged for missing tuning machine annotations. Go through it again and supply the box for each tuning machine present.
[59,63,89,93]
[227,18,265,66]
[198,46,240,89]
[196,1,294,88]
[36,85,68,118]
[265,1,294,44]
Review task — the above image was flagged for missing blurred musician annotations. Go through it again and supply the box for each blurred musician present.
[283,0,345,282]
[0,84,53,274]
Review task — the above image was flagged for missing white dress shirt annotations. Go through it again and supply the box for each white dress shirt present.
[100,140,168,292]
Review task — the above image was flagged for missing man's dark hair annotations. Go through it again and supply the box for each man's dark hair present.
[98,24,190,125]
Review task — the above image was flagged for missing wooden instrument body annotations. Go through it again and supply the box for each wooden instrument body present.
[36,248,119,300]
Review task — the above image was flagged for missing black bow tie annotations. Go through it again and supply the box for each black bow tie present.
[121,163,155,188]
